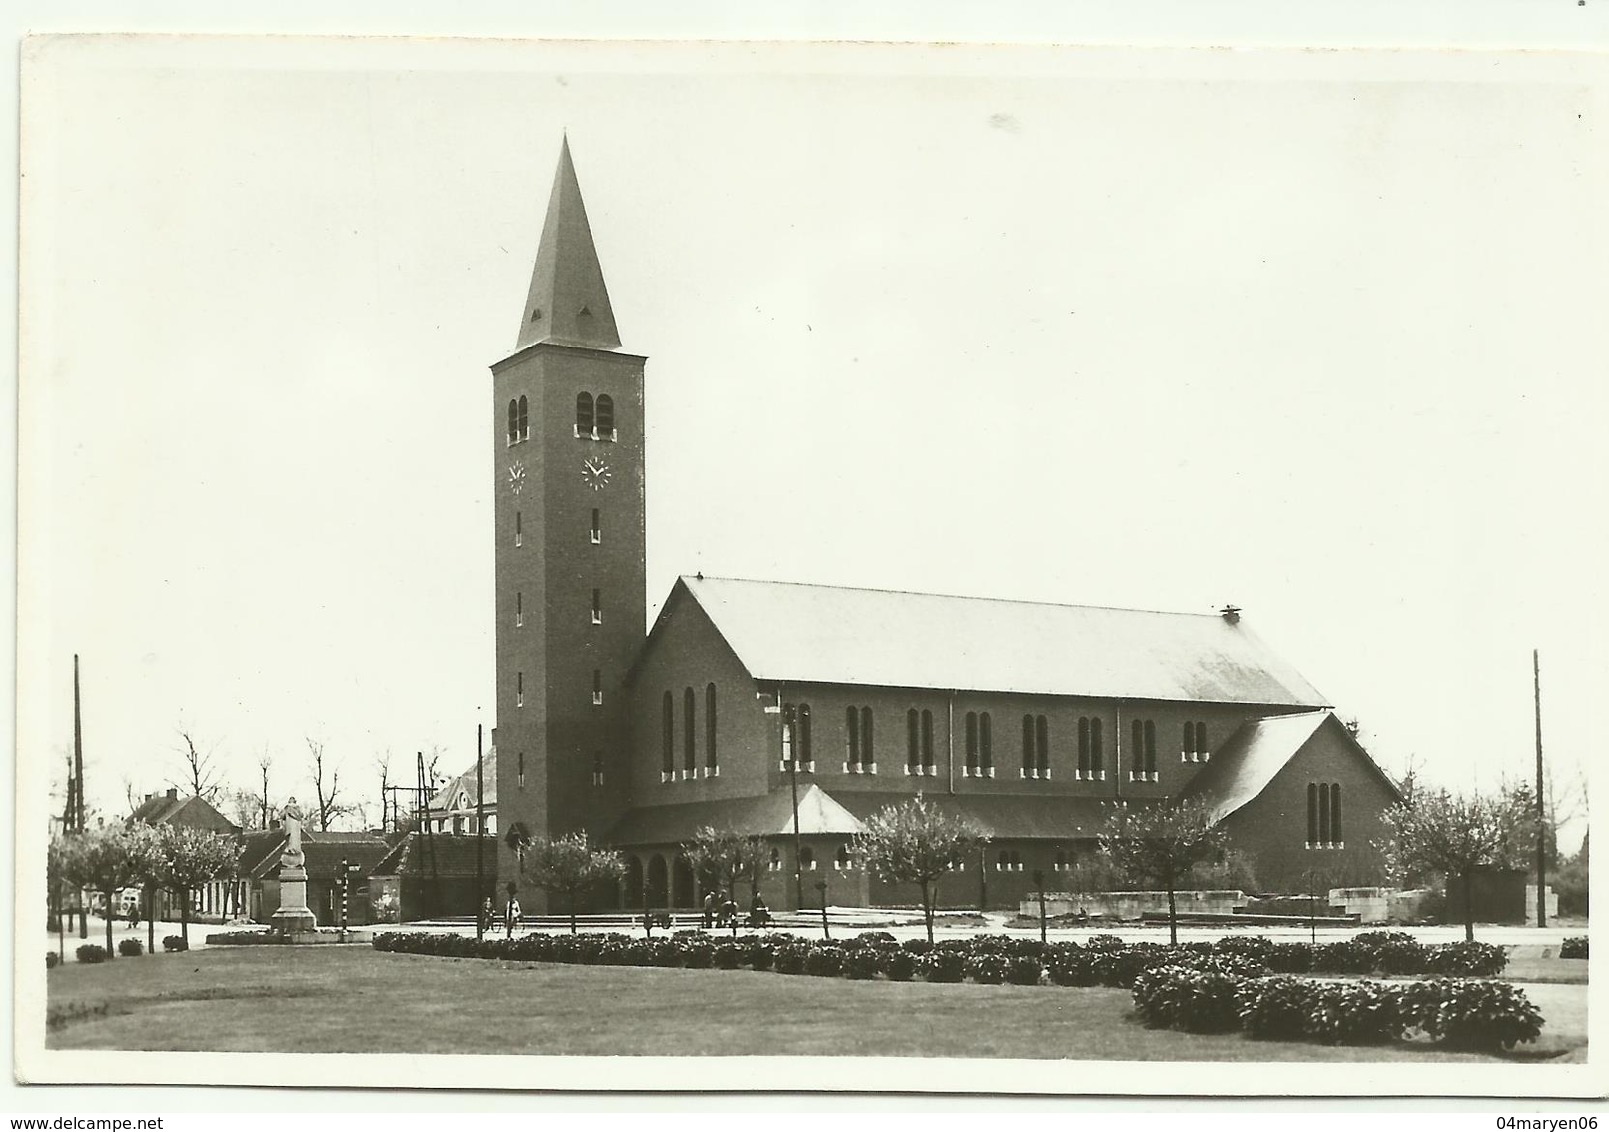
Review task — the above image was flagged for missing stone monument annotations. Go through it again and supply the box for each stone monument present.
[269,797,318,935]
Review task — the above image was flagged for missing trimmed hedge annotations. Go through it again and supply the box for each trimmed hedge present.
[368,929,1511,991]
[164,935,190,952]
[1559,936,1587,960]
[76,944,107,964]
[117,939,144,957]
[46,951,60,969]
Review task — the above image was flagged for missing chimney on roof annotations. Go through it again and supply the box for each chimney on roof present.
[145,791,157,802]
[167,787,178,799]
[1220,605,1241,625]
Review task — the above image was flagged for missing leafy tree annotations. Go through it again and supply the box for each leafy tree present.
[1378,785,1536,941]
[682,825,769,902]
[1553,832,1588,918]
[851,794,988,944]
[54,826,161,960]
[154,825,240,947]
[521,831,626,933]
[1097,797,1227,945]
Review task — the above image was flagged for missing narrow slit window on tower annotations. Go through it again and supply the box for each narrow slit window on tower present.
[1077,717,1091,779]
[1131,720,1144,780]
[661,691,675,780]
[575,392,594,438]
[848,706,863,771]
[979,711,992,775]
[517,750,525,789]
[590,508,601,544]
[1026,715,1039,778]
[591,751,604,787]
[706,683,718,776]
[515,591,523,628]
[507,399,519,445]
[1090,717,1103,778]
[965,712,979,776]
[517,395,529,441]
[683,687,696,774]
[514,510,522,547]
[516,671,524,709]
[919,708,933,773]
[1144,719,1157,779]
[595,394,615,440]
[906,709,919,773]
[592,668,602,705]
[1035,714,1050,778]
[591,588,602,625]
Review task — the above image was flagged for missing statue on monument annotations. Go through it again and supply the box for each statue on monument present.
[279,797,307,869]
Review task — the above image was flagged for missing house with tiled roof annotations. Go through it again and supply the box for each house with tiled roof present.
[368,832,498,923]
[238,828,391,926]
[126,788,242,921]
[486,141,1403,912]
[423,751,496,836]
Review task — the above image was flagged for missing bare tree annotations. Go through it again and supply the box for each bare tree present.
[122,775,139,816]
[257,749,274,830]
[307,738,349,832]
[374,750,394,834]
[175,729,222,804]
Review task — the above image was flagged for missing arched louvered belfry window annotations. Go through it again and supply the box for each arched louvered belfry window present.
[979,712,992,773]
[507,399,520,444]
[706,683,718,773]
[595,394,614,438]
[517,395,529,440]
[661,692,675,776]
[576,392,594,436]
[683,687,697,772]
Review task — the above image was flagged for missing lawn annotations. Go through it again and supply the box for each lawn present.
[45,945,1586,1062]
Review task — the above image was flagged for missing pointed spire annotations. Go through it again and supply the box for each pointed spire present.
[516,137,621,350]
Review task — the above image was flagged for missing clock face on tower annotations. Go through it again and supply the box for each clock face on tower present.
[507,460,526,495]
[581,456,613,491]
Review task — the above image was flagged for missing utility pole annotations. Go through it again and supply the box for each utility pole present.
[73,655,87,938]
[783,698,804,912]
[1534,649,1547,928]
[475,722,485,943]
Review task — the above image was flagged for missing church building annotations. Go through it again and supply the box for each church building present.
[490,141,1402,911]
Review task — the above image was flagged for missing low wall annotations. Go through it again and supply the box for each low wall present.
[1329,887,1389,924]
[1021,890,1246,920]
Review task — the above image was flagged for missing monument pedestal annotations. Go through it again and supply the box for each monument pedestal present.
[270,865,317,935]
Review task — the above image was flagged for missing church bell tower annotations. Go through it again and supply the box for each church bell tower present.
[492,139,646,895]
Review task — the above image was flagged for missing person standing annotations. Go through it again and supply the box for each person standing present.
[701,890,716,929]
[504,882,521,939]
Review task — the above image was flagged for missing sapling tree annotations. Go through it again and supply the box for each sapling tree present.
[155,825,241,947]
[1097,797,1227,946]
[1379,785,1536,942]
[851,794,988,944]
[682,825,769,903]
[522,831,626,933]
[55,826,161,960]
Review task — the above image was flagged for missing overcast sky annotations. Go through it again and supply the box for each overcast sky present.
[19,38,1605,847]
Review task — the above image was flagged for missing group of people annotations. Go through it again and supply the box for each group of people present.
[702,890,770,929]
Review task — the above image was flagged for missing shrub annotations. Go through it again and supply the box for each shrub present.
[1236,976,1318,1042]
[712,942,743,970]
[849,931,899,950]
[772,942,809,975]
[1131,965,1242,1033]
[1265,941,1314,974]
[46,951,60,969]
[968,934,1015,955]
[117,938,144,957]
[919,950,967,984]
[842,949,882,980]
[1313,939,1375,975]
[1426,940,1507,978]
[901,939,933,956]
[1047,944,1097,987]
[802,946,844,977]
[1304,980,1404,1045]
[1084,933,1126,951]
[1211,935,1275,964]
[1398,978,1543,1051]
[880,950,918,981]
[76,944,107,964]
[1559,936,1587,960]
[965,953,1011,985]
[677,938,715,969]
[1008,956,1044,986]
[747,939,776,972]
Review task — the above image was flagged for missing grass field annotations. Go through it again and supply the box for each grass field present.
[44,945,1586,1061]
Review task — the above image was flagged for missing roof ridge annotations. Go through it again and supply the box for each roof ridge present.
[683,574,1229,620]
